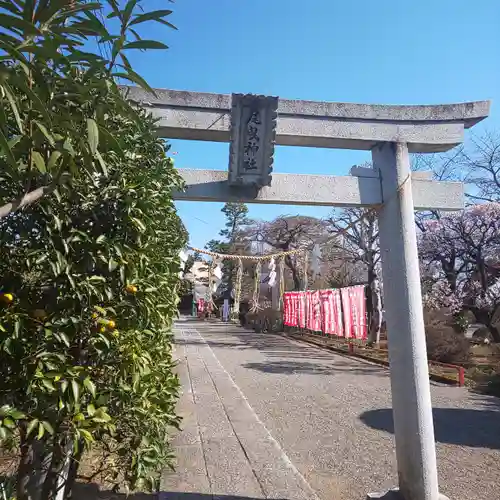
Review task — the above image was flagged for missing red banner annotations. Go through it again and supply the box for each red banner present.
[283,292,300,327]
[283,286,365,340]
[341,286,367,340]
[319,289,344,336]
[197,298,205,313]
[297,292,307,329]
[283,293,292,326]
[306,290,322,332]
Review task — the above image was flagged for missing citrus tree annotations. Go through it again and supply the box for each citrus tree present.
[0,1,186,499]
[0,0,172,217]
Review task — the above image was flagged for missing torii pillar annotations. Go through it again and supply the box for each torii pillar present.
[122,85,490,500]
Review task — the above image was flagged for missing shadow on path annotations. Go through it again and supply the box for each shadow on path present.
[360,407,500,449]
[176,327,344,360]
[177,324,387,377]
[243,360,385,376]
[74,483,274,500]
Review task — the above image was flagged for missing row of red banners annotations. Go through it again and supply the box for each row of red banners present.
[283,286,367,340]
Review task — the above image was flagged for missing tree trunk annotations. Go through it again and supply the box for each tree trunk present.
[17,433,51,500]
[64,440,84,499]
[16,431,33,500]
[54,439,74,500]
[285,255,301,291]
[487,323,500,343]
[471,308,500,343]
[0,174,71,219]
[40,433,71,500]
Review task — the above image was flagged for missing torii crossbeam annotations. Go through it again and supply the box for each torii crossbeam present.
[122,85,490,500]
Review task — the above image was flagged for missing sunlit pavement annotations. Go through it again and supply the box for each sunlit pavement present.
[161,319,500,500]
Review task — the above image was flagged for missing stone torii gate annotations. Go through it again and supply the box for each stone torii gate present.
[123,86,489,500]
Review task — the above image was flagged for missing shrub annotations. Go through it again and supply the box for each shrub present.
[245,308,283,333]
[424,310,470,364]
[0,2,184,498]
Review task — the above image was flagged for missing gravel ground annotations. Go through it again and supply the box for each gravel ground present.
[173,320,500,500]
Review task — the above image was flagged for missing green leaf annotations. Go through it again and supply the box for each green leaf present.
[58,332,70,347]
[11,74,51,124]
[26,419,39,437]
[123,40,168,50]
[63,138,76,156]
[10,410,26,419]
[7,134,22,149]
[131,217,146,232]
[32,151,46,173]
[0,127,18,172]
[73,413,85,422]
[83,377,96,398]
[71,380,80,402]
[86,118,99,154]
[47,150,62,171]
[94,306,107,315]
[0,13,41,36]
[3,417,14,429]
[95,150,107,176]
[78,428,93,443]
[129,9,175,27]
[42,379,55,391]
[60,379,68,393]
[96,235,106,244]
[0,405,10,417]
[34,121,55,147]
[93,409,111,423]
[37,422,45,439]
[0,427,7,440]
[3,82,24,133]
[87,404,96,416]
[123,0,139,26]
[42,421,54,435]
[89,275,106,282]
[112,70,156,96]
[120,51,132,70]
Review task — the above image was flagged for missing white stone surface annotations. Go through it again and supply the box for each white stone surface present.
[375,142,440,500]
[121,85,490,153]
[173,169,464,211]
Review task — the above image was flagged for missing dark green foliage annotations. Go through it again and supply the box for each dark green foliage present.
[0,1,185,498]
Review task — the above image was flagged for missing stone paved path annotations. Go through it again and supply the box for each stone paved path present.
[162,319,500,500]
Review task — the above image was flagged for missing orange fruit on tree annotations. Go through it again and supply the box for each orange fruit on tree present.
[1,293,13,303]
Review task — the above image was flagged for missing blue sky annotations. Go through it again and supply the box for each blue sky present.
[126,0,500,249]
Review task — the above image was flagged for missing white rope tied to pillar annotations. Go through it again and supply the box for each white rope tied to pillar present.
[278,257,285,311]
[212,259,223,293]
[178,249,188,279]
[250,261,263,313]
[268,257,277,287]
[205,258,217,310]
[231,258,243,320]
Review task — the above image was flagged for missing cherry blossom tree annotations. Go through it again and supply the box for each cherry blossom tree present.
[418,203,500,341]
[246,216,327,290]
